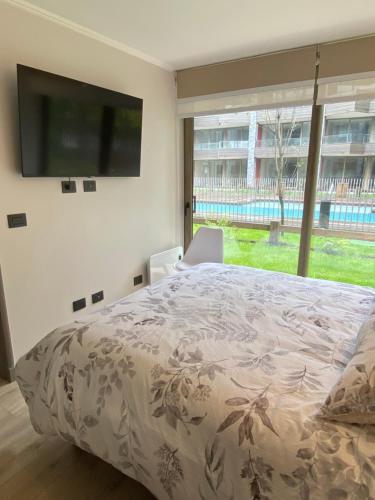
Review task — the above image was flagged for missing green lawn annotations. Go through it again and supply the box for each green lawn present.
[193,223,375,288]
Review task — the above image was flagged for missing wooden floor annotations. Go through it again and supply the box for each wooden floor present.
[0,379,155,500]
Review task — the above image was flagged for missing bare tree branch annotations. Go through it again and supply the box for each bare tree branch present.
[261,107,300,226]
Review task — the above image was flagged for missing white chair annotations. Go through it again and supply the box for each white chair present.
[175,226,224,271]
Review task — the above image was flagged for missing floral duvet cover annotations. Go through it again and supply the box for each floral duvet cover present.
[16,264,375,500]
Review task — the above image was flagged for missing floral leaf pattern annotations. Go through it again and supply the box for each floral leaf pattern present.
[204,436,225,492]
[15,263,375,499]
[155,444,183,499]
[150,347,225,433]
[319,304,375,424]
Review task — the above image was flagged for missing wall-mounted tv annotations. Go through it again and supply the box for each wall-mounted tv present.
[17,65,143,177]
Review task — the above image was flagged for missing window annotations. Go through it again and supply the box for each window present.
[325,119,349,141]
[320,157,365,179]
[194,160,223,178]
[192,105,312,275]
[324,118,371,144]
[259,158,307,178]
[350,119,371,143]
[194,126,249,149]
[226,127,248,142]
[309,101,375,287]
[260,120,311,147]
[194,129,224,146]
[194,159,247,181]
[188,99,375,287]
[225,159,247,178]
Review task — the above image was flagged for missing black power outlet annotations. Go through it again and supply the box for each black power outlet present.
[92,290,104,304]
[61,180,76,193]
[83,180,96,192]
[73,297,86,312]
[7,213,27,228]
[134,274,143,286]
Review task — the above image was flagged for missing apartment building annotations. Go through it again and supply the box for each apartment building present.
[194,101,375,184]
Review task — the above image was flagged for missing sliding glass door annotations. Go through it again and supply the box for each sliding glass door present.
[192,105,312,276]
[186,98,375,287]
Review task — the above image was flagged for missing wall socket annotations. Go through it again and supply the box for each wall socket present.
[133,274,143,286]
[92,290,104,303]
[73,297,86,312]
[61,180,76,193]
[7,213,27,228]
[83,180,96,192]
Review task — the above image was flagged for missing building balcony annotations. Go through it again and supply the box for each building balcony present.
[256,106,312,124]
[255,138,309,159]
[257,137,310,147]
[321,143,375,156]
[255,134,375,158]
[194,113,251,129]
[322,134,375,156]
[323,133,371,144]
[194,141,249,160]
[325,101,375,116]
[195,140,249,150]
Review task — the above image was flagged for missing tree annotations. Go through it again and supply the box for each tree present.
[262,108,299,225]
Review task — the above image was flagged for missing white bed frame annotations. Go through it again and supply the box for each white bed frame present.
[148,246,183,284]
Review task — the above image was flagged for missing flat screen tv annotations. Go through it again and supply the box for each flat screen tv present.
[17,65,143,177]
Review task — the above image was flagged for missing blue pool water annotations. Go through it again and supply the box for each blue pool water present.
[196,201,375,224]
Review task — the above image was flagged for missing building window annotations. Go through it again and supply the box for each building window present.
[194,159,247,180]
[259,158,307,178]
[225,127,248,142]
[320,157,365,178]
[324,118,371,144]
[225,159,247,178]
[260,121,310,146]
[194,129,224,145]
[194,126,249,148]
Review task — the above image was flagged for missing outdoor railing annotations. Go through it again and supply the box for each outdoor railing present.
[194,135,373,150]
[194,140,249,150]
[323,133,371,144]
[256,137,310,147]
[193,177,375,234]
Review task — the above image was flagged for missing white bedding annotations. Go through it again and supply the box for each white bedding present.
[16,264,375,499]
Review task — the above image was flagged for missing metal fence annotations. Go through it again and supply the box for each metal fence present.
[193,177,375,233]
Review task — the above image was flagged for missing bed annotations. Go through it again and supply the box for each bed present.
[16,263,375,500]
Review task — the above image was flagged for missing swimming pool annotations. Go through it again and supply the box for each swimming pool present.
[196,201,375,225]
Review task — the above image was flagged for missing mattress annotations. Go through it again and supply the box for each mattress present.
[16,264,375,499]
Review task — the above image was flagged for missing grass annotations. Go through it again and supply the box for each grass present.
[193,223,375,288]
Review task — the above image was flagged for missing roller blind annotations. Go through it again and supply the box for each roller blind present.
[317,35,375,103]
[319,36,375,80]
[317,74,375,104]
[177,46,316,99]
[177,83,314,117]
[177,35,375,117]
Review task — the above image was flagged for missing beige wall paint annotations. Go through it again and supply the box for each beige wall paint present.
[0,2,178,360]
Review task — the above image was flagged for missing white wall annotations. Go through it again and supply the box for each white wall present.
[0,2,178,360]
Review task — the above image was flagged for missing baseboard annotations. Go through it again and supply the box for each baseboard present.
[8,366,16,382]
[0,364,15,383]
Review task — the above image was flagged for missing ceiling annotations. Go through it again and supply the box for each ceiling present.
[20,0,375,70]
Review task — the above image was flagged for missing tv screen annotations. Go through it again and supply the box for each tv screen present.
[17,65,143,177]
